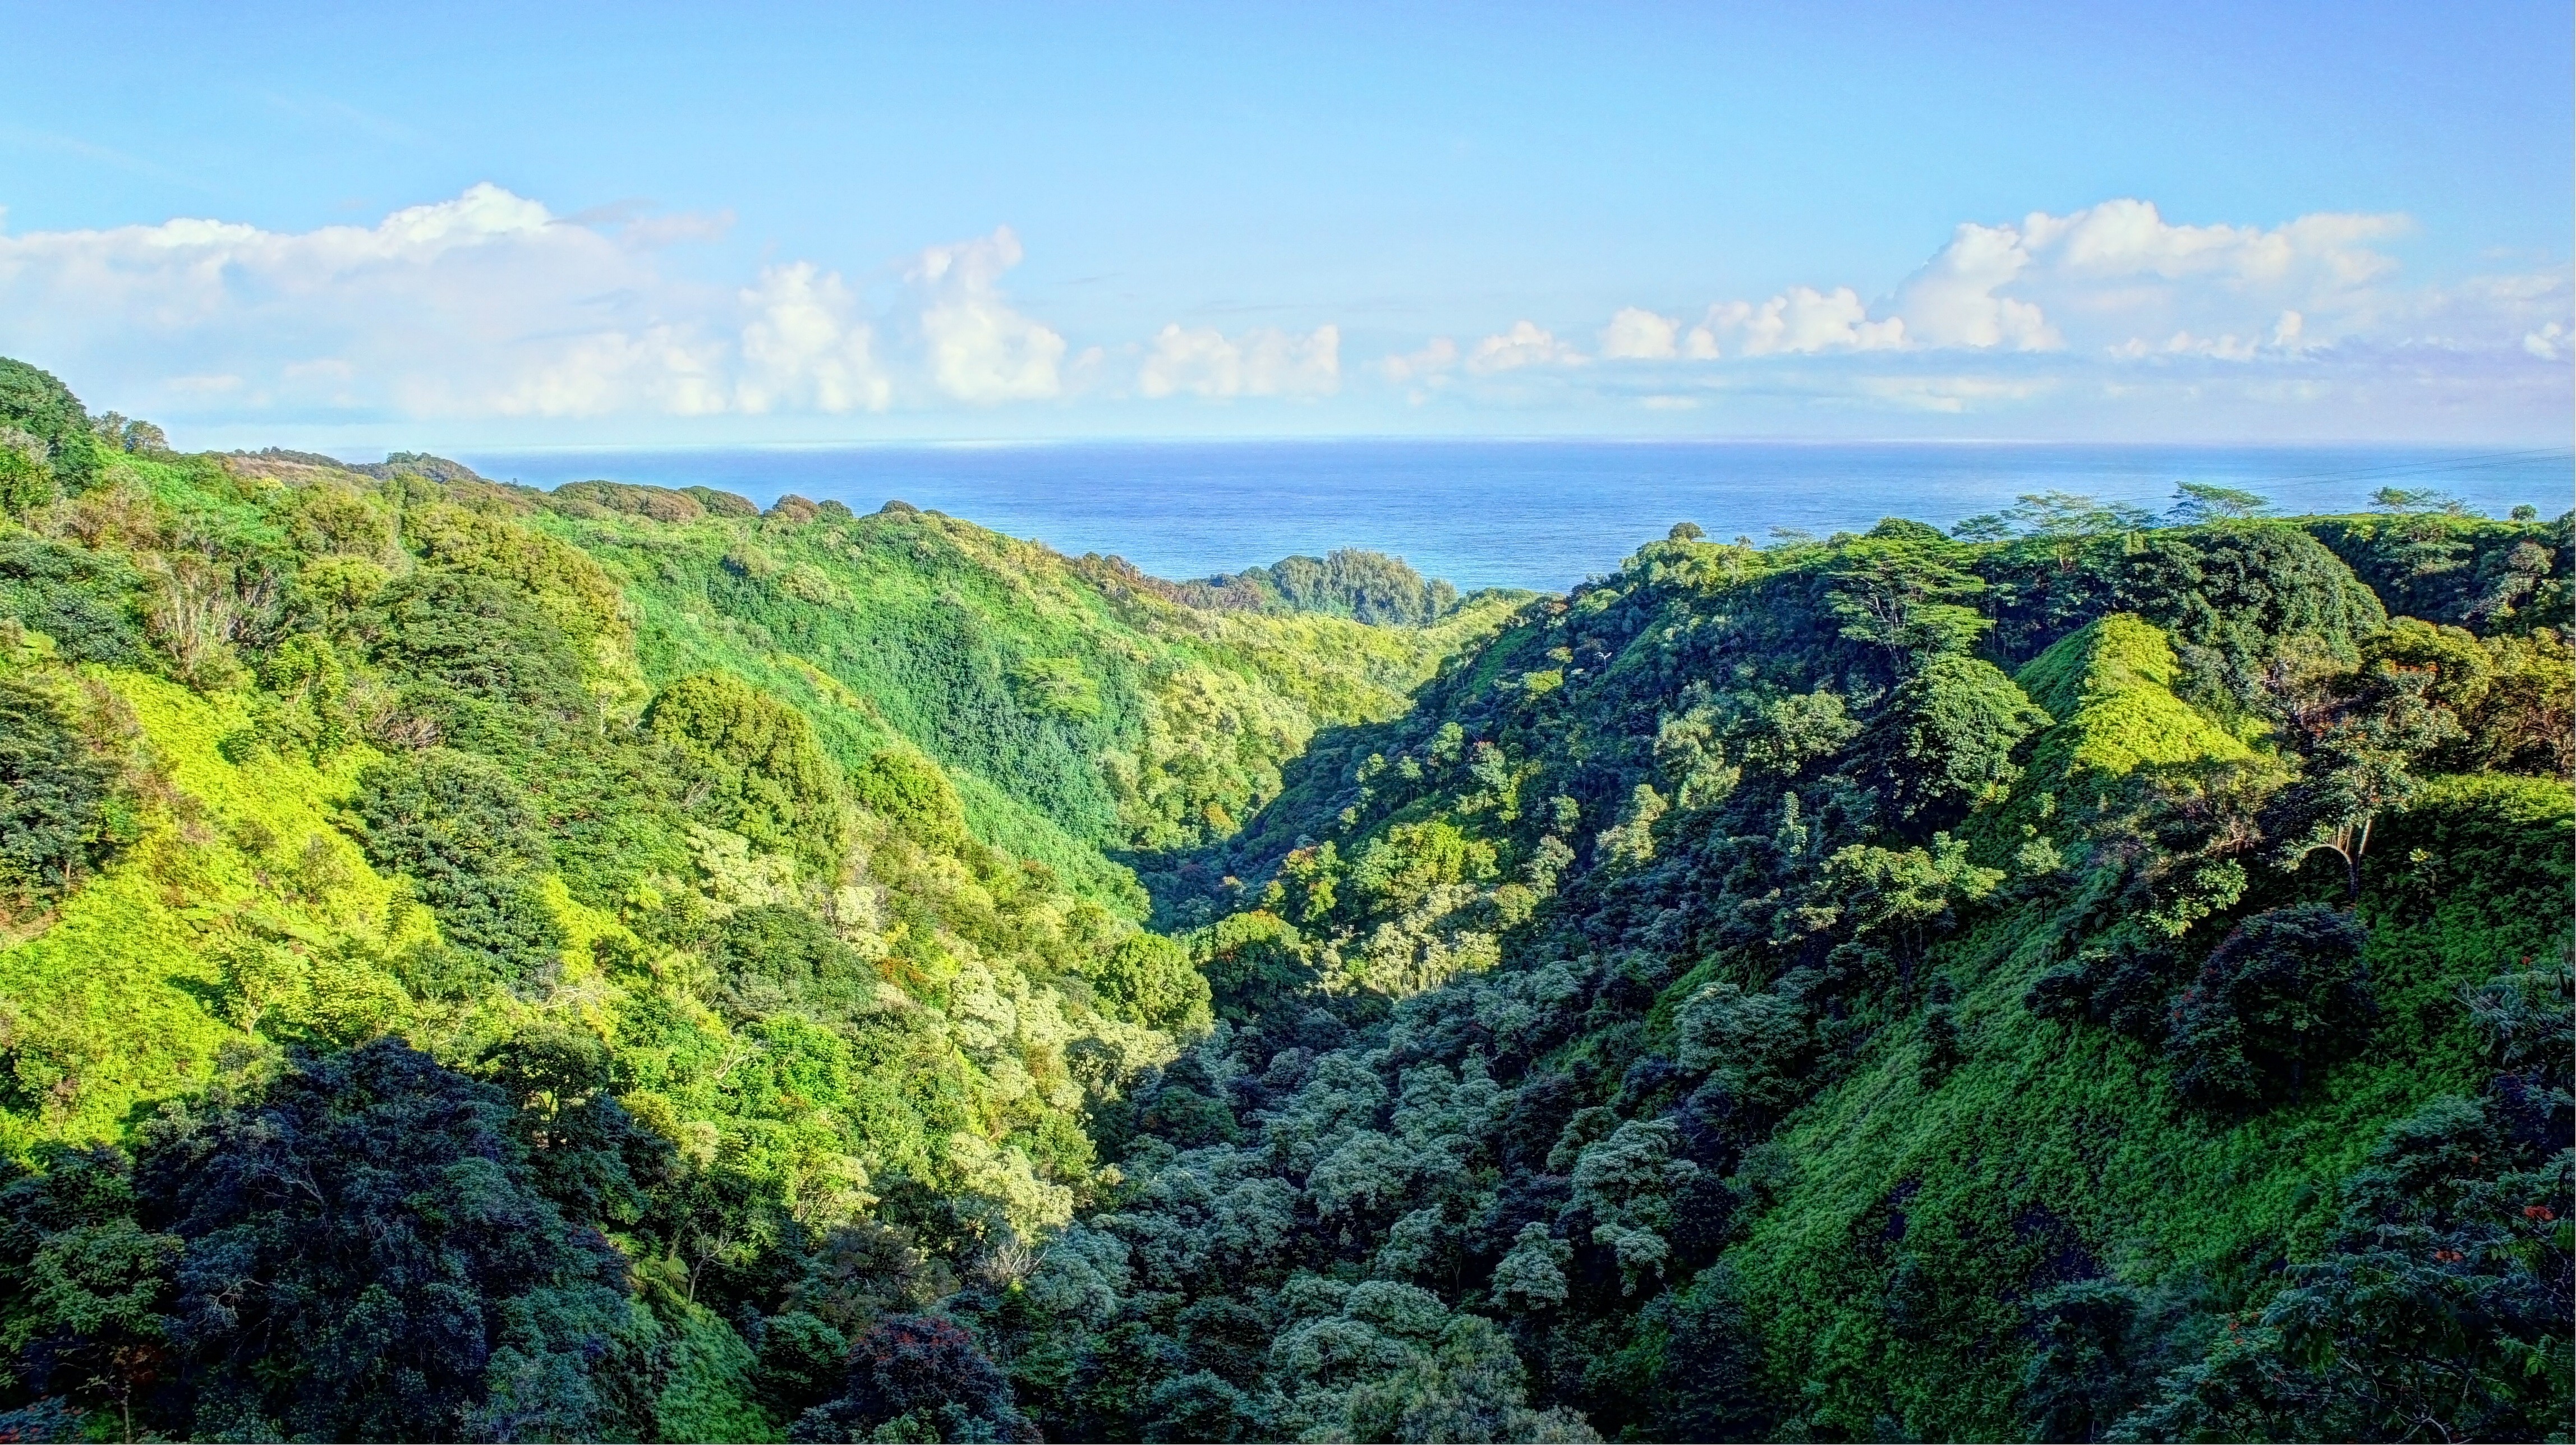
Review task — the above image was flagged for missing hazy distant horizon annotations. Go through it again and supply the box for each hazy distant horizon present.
[452,437,2573,592]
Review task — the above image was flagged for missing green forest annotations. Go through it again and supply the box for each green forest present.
[0,353,2566,1443]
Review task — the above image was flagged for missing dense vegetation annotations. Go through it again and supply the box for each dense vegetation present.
[0,354,2566,1442]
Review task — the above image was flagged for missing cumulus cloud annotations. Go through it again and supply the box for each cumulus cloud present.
[1692,286,1907,357]
[1892,200,2418,355]
[1468,321,1586,373]
[1379,337,1460,387]
[0,187,1338,424]
[736,263,891,414]
[1524,197,2567,430]
[0,185,766,419]
[907,226,1067,404]
[1139,323,1339,399]
[1887,223,2054,349]
[1573,199,2561,372]
[1599,307,1680,360]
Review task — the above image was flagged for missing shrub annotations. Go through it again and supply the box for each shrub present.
[2164,904,2373,1107]
[0,682,121,910]
[790,1313,1038,1442]
[648,671,852,873]
[1087,932,1212,1033]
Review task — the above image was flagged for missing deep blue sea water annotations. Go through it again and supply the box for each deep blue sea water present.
[457,441,2574,593]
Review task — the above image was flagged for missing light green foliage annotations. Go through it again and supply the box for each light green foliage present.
[1086,932,1213,1033]
[1,360,2568,1444]
[1825,540,1993,665]
[2015,614,2251,781]
[1349,819,1496,910]
[649,670,853,873]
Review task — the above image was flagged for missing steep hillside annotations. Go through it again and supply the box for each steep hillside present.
[997,516,2572,1442]
[0,358,1509,1442]
[0,348,2567,1445]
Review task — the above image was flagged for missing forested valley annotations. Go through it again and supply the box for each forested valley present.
[0,353,2567,1443]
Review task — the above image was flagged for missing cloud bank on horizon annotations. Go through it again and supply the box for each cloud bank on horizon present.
[0,183,2565,443]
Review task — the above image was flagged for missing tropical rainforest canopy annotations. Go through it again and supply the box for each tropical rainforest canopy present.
[0,354,2566,1443]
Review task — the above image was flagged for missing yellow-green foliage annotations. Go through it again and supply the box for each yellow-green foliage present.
[0,666,396,1152]
[2014,613,2251,779]
[540,498,1511,885]
[1732,771,2574,1438]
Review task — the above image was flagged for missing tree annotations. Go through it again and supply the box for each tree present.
[1820,834,2004,973]
[1825,544,1994,670]
[2164,904,2373,1107]
[1855,654,2050,834]
[2019,1278,2157,1443]
[368,568,592,720]
[478,1021,674,1230]
[0,1147,180,1443]
[2002,492,2157,570]
[2116,1074,2572,1442]
[1087,932,1214,1033]
[0,680,122,910]
[1672,983,1813,1111]
[2369,486,2472,516]
[2166,482,2274,523]
[0,358,105,498]
[848,749,968,849]
[2270,660,2462,901]
[648,671,852,874]
[790,1314,1038,1442]
[350,749,564,990]
[132,1040,632,1442]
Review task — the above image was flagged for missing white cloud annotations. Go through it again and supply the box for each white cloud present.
[1897,200,2421,356]
[1694,286,1907,357]
[0,188,1349,424]
[1599,307,1680,360]
[2,185,2561,439]
[1379,337,1459,386]
[0,185,739,418]
[1888,222,2055,349]
[736,262,891,415]
[1468,320,1586,372]
[907,226,1067,404]
[1584,199,2541,370]
[1139,323,1340,399]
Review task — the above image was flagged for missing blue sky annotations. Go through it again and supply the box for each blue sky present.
[2,0,2568,447]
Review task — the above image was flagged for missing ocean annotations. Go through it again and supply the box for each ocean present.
[455,440,2573,594]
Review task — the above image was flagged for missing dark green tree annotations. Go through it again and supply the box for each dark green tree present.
[790,1313,1039,1442]
[1855,654,2050,834]
[0,681,122,910]
[2164,904,2373,1107]
[135,1041,633,1442]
